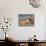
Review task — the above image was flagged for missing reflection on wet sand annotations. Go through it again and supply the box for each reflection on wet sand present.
[19,17,34,26]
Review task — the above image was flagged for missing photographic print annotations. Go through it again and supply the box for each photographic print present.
[18,14,34,26]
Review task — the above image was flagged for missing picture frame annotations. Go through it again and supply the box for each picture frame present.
[18,14,34,26]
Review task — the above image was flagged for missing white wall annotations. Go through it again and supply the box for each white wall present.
[0,0,46,40]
